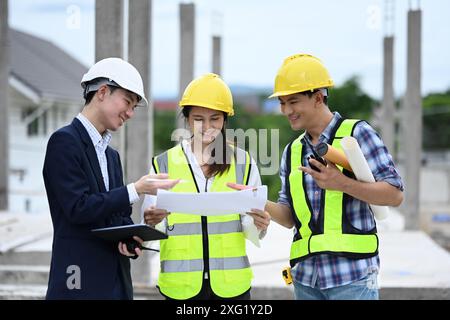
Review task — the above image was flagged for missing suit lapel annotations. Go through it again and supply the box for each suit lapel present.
[106,147,117,189]
[72,118,106,193]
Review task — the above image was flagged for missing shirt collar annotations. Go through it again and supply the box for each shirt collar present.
[180,139,214,183]
[76,113,111,150]
[181,139,200,166]
[301,112,342,146]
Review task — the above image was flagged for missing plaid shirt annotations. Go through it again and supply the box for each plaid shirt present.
[278,112,403,289]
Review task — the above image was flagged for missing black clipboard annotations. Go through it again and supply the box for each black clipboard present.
[91,224,168,242]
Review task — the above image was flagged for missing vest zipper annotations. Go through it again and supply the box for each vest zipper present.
[202,177,210,280]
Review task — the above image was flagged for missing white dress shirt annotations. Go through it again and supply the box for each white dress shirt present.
[76,113,139,204]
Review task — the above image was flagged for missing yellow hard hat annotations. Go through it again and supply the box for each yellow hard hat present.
[269,54,334,98]
[179,73,234,116]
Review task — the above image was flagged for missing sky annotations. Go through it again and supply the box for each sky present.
[8,0,450,100]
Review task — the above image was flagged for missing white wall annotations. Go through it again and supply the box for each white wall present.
[8,87,81,214]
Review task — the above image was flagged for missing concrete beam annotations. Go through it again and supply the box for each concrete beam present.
[402,10,422,230]
[212,35,221,76]
[95,0,124,156]
[127,0,152,286]
[0,0,9,210]
[177,3,195,129]
[381,36,395,159]
[127,0,152,191]
[95,0,124,60]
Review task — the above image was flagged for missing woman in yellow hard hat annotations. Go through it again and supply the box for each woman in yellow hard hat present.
[141,73,270,300]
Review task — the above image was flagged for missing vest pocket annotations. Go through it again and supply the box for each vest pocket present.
[343,202,377,233]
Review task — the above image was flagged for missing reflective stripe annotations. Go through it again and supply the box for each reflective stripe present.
[235,146,247,166]
[236,162,245,185]
[209,256,250,270]
[235,147,248,185]
[209,220,242,234]
[156,151,168,174]
[161,259,203,273]
[167,220,242,236]
[161,256,249,273]
[167,222,202,236]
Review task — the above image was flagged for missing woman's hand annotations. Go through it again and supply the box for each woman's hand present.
[143,205,170,226]
[226,182,252,190]
[247,208,271,231]
[226,183,270,231]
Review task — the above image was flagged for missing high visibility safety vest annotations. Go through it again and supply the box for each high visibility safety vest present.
[152,144,253,300]
[286,118,379,267]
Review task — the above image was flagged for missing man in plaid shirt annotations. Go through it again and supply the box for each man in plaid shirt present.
[265,54,404,300]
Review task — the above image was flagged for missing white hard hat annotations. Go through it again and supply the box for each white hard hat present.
[81,57,148,107]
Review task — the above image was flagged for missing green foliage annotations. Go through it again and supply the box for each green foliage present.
[423,90,450,108]
[328,76,376,121]
[422,89,450,150]
[153,110,177,155]
[423,112,450,150]
[228,108,298,201]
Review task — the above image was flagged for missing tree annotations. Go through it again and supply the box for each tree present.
[422,89,450,150]
[328,76,376,121]
[153,110,177,154]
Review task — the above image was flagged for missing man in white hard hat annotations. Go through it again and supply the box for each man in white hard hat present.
[43,58,179,300]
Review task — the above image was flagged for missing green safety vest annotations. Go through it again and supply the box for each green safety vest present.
[152,144,253,300]
[287,118,379,267]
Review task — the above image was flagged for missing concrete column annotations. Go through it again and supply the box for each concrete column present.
[95,0,124,60]
[95,0,124,156]
[403,10,422,230]
[177,3,195,129]
[381,36,395,157]
[212,35,221,76]
[127,0,153,286]
[0,0,9,211]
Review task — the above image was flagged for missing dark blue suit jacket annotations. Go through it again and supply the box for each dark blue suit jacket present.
[43,118,135,299]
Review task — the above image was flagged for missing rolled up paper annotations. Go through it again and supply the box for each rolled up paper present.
[315,142,353,172]
[340,136,388,220]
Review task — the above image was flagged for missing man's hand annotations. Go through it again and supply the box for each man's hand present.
[144,205,170,226]
[118,236,144,257]
[299,158,347,191]
[134,173,179,195]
